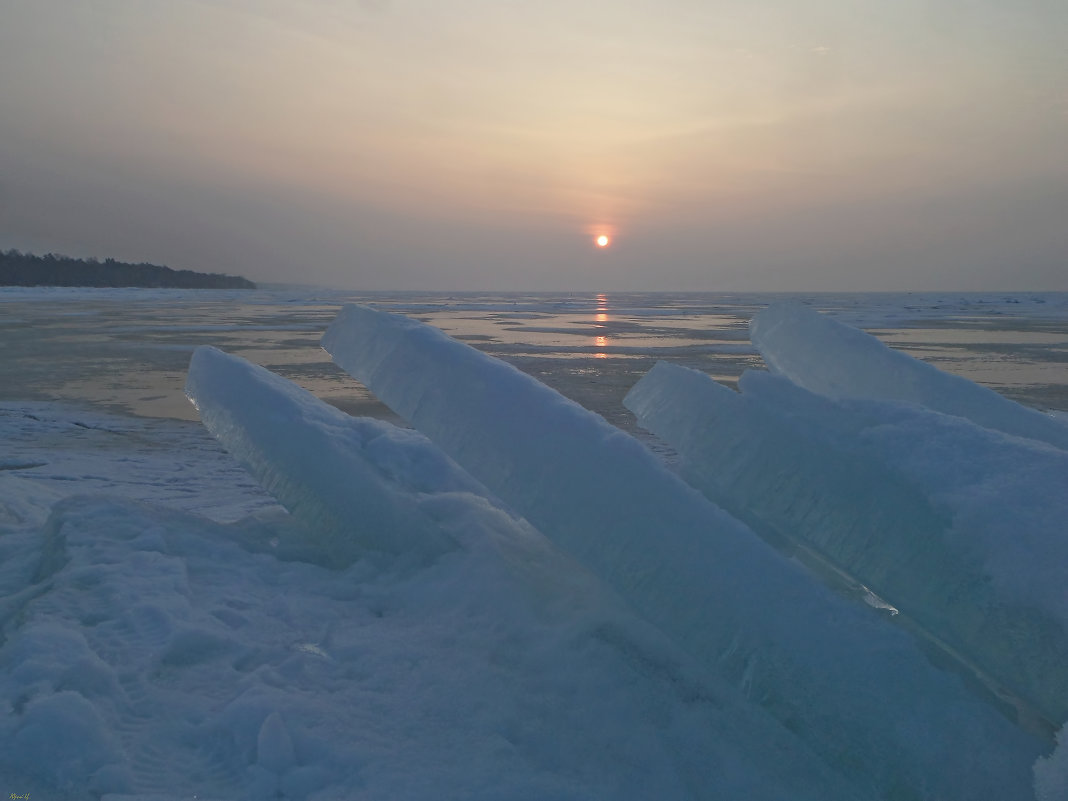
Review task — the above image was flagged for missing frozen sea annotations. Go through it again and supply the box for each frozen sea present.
[4,287,1068,426]
[2,286,1068,800]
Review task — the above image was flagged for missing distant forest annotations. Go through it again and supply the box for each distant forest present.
[0,250,256,289]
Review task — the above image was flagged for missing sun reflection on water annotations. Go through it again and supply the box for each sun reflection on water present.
[594,293,609,358]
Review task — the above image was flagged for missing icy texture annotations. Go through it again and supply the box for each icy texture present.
[750,301,1068,449]
[737,368,1068,724]
[186,345,472,563]
[1035,724,1068,801]
[0,401,280,526]
[626,361,1068,725]
[0,410,874,801]
[323,303,1043,799]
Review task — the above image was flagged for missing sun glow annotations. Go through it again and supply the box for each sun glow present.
[595,335,608,358]
[595,235,609,248]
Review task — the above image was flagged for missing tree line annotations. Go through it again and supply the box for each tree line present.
[0,249,256,289]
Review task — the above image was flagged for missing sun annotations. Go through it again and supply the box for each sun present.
[585,224,616,248]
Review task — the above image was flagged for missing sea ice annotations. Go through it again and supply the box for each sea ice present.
[750,301,1068,449]
[185,345,470,564]
[322,303,1044,799]
[0,401,278,526]
[0,409,873,801]
[625,360,1068,726]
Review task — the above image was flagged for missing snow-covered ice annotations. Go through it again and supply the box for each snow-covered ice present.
[750,301,1068,449]
[322,302,1044,799]
[1036,725,1068,801]
[2,288,1066,801]
[185,345,463,564]
[740,368,1068,724]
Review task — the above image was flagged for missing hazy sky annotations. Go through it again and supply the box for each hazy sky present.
[1,0,1065,290]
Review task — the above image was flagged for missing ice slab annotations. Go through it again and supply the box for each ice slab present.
[623,361,955,585]
[750,301,1068,450]
[323,303,1043,799]
[737,367,1068,724]
[626,361,1068,725]
[186,345,469,564]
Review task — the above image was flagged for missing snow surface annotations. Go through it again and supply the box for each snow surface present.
[625,360,1068,727]
[322,303,1044,800]
[1036,725,1068,801]
[750,301,1068,449]
[0,403,280,527]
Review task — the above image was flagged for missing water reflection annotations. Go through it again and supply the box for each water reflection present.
[4,289,1062,421]
[595,294,609,358]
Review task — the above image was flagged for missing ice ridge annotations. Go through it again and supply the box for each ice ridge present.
[750,301,1068,449]
[322,303,1043,800]
[185,345,463,564]
[626,360,1068,726]
[2,394,884,799]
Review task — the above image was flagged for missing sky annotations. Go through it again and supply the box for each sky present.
[1,0,1066,291]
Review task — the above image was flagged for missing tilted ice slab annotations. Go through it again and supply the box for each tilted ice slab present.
[323,304,1044,799]
[626,360,1068,726]
[739,368,1068,725]
[186,345,473,564]
[750,301,1068,450]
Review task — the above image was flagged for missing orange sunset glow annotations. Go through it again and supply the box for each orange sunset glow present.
[2,0,1063,293]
